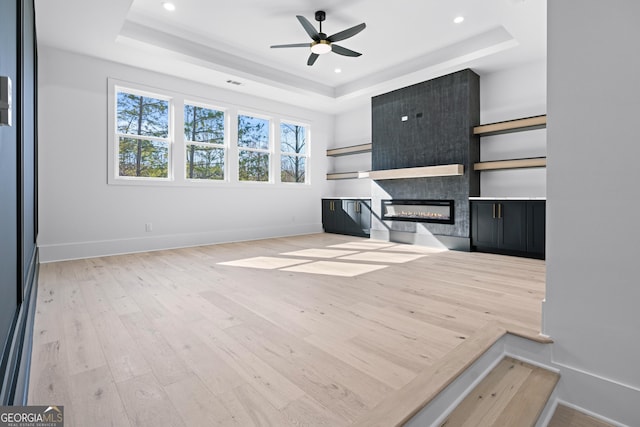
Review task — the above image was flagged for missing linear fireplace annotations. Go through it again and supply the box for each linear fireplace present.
[381,199,454,224]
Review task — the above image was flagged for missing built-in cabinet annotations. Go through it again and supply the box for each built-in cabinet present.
[322,199,371,237]
[471,200,545,259]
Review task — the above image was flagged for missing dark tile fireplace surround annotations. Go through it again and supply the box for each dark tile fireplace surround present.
[370,69,480,250]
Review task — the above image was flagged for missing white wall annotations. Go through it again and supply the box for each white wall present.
[328,102,372,197]
[329,63,547,198]
[546,1,640,424]
[479,60,547,197]
[38,47,332,262]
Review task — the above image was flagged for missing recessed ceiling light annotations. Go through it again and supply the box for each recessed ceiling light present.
[334,68,342,74]
[454,16,464,24]
[162,2,176,11]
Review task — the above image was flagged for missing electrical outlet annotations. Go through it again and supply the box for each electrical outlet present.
[145,223,152,232]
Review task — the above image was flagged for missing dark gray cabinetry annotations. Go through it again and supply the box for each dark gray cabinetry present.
[526,201,546,256]
[471,200,544,259]
[322,199,371,237]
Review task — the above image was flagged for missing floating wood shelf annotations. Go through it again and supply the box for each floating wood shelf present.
[474,157,546,171]
[368,164,464,180]
[326,171,370,180]
[474,115,547,136]
[326,143,372,157]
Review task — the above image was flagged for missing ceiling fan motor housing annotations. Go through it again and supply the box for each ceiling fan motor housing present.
[315,11,326,22]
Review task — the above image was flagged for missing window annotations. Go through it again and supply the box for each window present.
[116,89,170,178]
[184,103,226,180]
[110,79,311,187]
[280,122,308,183]
[238,114,270,182]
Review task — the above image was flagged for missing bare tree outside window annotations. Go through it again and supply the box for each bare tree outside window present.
[280,122,307,183]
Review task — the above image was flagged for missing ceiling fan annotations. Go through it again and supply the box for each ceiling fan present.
[270,11,366,66]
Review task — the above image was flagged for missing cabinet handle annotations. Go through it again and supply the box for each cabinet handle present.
[498,203,502,219]
[492,203,496,219]
[356,202,360,213]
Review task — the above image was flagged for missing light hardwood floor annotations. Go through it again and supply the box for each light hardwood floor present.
[28,233,546,427]
[439,357,559,427]
[548,405,616,427]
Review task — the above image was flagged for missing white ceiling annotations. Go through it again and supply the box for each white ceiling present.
[34,0,546,113]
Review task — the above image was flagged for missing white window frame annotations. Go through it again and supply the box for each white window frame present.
[236,111,273,184]
[183,100,228,182]
[108,79,174,185]
[107,78,312,188]
[279,119,310,185]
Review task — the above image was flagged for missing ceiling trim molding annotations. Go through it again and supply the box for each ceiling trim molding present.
[119,20,336,98]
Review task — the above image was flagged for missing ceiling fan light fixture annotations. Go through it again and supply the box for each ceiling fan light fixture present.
[311,40,332,55]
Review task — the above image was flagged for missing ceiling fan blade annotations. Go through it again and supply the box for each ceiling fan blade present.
[307,53,319,66]
[296,15,320,41]
[327,22,366,43]
[270,43,311,49]
[331,44,362,57]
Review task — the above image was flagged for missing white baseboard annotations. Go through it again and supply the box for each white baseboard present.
[38,223,323,262]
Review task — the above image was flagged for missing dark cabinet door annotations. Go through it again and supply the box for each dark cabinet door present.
[472,201,499,247]
[472,200,545,258]
[322,199,371,237]
[343,200,361,236]
[322,199,343,233]
[342,199,371,237]
[358,200,371,235]
[527,201,546,255]
[499,202,527,252]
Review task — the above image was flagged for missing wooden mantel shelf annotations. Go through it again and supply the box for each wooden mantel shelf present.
[474,157,546,171]
[368,164,464,180]
[474,115,547,136]
[326,143,372,157]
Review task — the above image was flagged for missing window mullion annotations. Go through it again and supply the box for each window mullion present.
[274,120,281,184]
[172,97,184,183]
[228,108,239,183]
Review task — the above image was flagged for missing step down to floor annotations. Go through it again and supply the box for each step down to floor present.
[439,356,559,427]
[548,404,616,427]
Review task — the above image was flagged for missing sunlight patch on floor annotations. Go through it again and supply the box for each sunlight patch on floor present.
[280,248,359,258]
[338,251,426,264]
[218,256,310,269]
[383,244,448,254]
[282,261,388,277]
[328,242,396,250]
[216,240,441,277]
